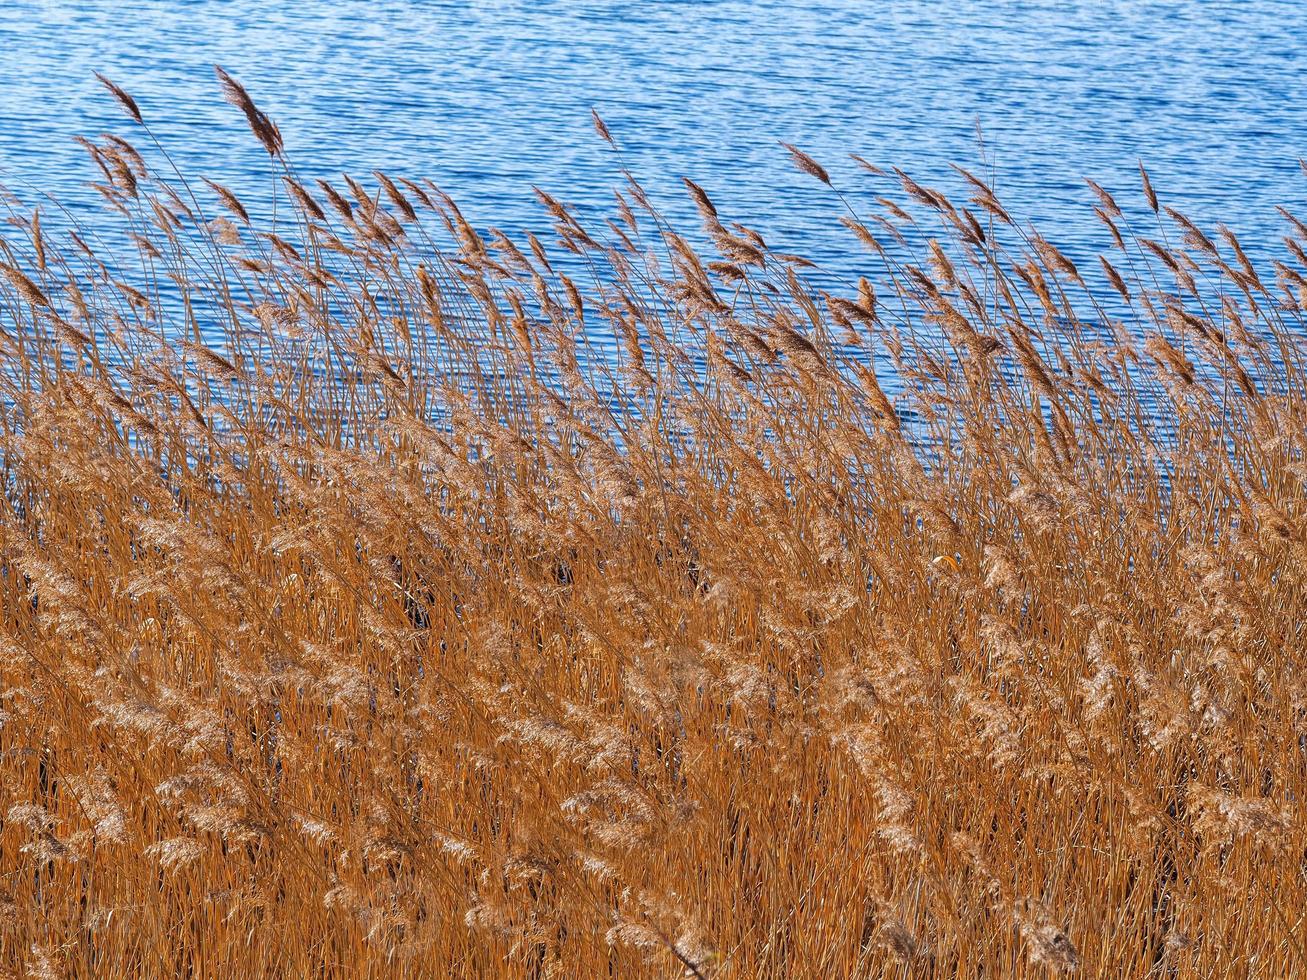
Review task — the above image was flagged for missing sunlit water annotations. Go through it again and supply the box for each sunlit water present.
[1,1,1305,354]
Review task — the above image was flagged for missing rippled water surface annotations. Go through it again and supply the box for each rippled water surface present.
[2,1,1306,292]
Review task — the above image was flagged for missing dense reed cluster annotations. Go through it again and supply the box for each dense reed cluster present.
[0,72,1304,978]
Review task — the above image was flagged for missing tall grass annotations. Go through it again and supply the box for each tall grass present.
[0,71,1304,977]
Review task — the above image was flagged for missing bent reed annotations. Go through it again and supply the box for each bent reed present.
[0,71,1304,978]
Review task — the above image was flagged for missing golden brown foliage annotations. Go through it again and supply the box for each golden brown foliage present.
[0,81,1305,979]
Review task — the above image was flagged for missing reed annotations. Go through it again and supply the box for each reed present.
[0,72,1303,978]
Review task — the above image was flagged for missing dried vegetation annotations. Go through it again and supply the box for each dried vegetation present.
[0,72,1304,977]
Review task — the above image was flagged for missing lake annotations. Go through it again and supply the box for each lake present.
[1,0,1305,311]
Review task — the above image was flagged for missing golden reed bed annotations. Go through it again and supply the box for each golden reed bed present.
[0,70,1303,977]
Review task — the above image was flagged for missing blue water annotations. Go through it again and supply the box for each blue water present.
[1,1,1306,298]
